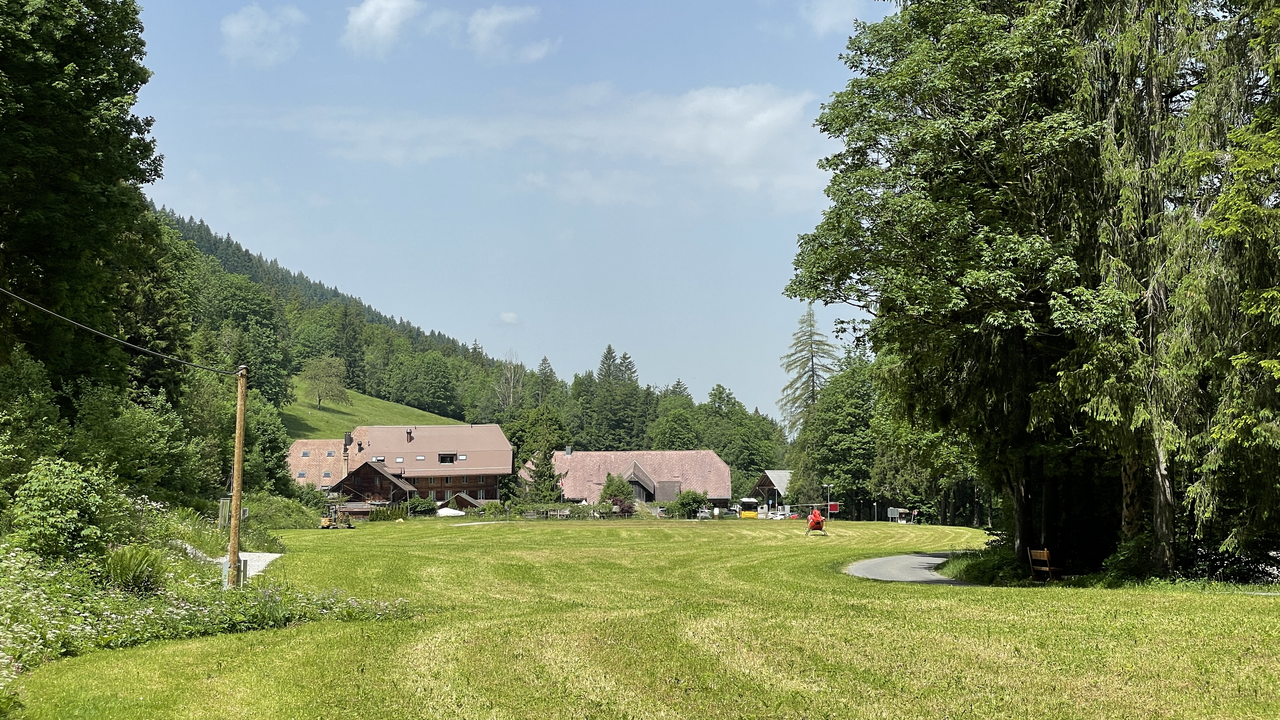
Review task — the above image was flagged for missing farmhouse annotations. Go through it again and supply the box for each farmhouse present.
[526,449,732,506]
[289,425,514,503]
[750,470,791,509]
[288,439,345,490]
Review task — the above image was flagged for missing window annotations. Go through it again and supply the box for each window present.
[374,456,385,462]
[462,476,470,485]
[445,477,452,485]
[439,453,456,464]
[444,490,453,500]
[458,454,467,461]
[322,472,331,478]
[476,489,485,500]
[301,451,310,458]
[395,457,404,463]
[297,472,306,478]
[326,451,335,457]
[429,478,436,485]
[416,455,426,461]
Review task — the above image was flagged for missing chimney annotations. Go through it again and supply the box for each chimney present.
[565,445,572,456]
[406,428,414,442]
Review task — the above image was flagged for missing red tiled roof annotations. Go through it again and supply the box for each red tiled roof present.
[525,450,731,502]
[346,425,512,478]
[287,440,345,488]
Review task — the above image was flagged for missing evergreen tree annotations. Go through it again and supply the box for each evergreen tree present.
[778,305,839,436]
[526,444,565,503]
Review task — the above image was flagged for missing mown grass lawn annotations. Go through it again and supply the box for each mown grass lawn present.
[18,520,1279,719]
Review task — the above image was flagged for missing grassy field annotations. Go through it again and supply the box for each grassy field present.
[17,520,1280,719]
[281,377,461,439]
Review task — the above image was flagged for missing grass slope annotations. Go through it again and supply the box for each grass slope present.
[19,521,1280,719]
[281,378,461,440]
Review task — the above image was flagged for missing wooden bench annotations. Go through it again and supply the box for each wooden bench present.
[1028,549,1063,581]
[548,509,571,520]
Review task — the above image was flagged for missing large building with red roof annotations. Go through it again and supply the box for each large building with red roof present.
[524,449,732,506]
[289,424,513,504]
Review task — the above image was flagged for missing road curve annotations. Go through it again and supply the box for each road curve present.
[846,552,968,586]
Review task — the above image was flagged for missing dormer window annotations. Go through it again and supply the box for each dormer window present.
[301,451,311,458]
[297,471,306,478]
[326,451,335,457]
[322,472,331,478]
[458,454,467,461]
[374,456,385,462]
[439,454,456,464]
[395,457,404,463]
[416,455,426,461]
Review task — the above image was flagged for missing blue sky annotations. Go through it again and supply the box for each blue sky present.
[136,0,889,414]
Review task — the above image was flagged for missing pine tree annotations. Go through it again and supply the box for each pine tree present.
[778,305,839,436]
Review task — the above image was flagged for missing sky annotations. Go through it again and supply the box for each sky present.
[135,0,891,415]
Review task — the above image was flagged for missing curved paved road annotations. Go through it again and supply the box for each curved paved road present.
[846,552,968,586]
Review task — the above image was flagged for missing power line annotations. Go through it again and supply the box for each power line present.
[0,286,239,376]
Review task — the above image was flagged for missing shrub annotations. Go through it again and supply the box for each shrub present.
[243,492,320,530]
[667,490,709,519]
[404,497,437,516]
[10,459,129,559]
[368,506,408,522]
[106,545,165,593]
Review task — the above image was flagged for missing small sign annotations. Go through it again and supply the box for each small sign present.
[828,502,840,513]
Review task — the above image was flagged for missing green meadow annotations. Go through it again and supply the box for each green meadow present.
[17,521,1279,719]
[280,378,462,440]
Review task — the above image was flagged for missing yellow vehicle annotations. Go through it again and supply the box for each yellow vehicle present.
[739,498,760,519]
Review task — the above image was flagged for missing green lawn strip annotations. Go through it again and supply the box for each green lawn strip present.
[280,378,461,440]
[18,521,1280,719]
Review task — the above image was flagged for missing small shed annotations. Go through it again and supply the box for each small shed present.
[750,470,791,509]
[329,462,419,504]
[443,492,500,510]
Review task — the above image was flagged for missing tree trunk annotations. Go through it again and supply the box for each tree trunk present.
[1152,433,1177,572]
[1121,458,1143,539]
[1010,462,1033,565]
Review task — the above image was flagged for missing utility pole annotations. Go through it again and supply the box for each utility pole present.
[227,365,248,589]
[823,484,833,519]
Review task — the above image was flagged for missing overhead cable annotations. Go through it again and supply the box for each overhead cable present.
[0,286,239,376]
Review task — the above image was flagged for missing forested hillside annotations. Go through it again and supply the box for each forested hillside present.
[164,210,790,498]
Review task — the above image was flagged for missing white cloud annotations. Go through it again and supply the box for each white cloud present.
[467,5,556,64]
[342,0,424,58]
[499,312,520,324]
[288,84,832,209]
[221,4,306,68]
[799,0,861,36]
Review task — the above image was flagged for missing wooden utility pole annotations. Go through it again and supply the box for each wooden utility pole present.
[227,365,248,589]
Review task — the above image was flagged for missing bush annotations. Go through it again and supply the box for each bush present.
[368,506,408,522]
[106,545,166,593]
[667,491,709,519]
[404,497,437,516]
[9,459,129,559]
[243,492,320,530]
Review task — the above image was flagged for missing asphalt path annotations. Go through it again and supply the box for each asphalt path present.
[846,552,969,586]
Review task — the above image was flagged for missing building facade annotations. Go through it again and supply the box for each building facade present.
[290,424,514,503]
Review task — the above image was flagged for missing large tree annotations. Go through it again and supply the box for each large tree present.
[778,304,839,436]
[788,0,1098,561]
[0,0,167,388]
